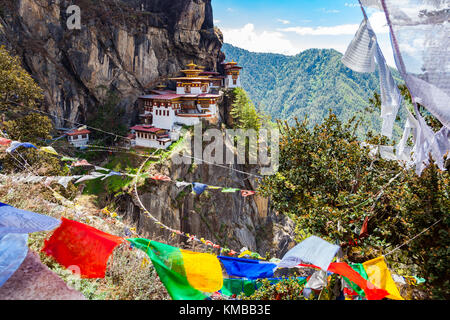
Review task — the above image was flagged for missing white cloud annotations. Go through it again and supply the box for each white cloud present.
[220,13,395,66]
[277,19,291,25]
[214,19,221,24]
[279,24,359,36]
[278,12,388,36]
[345,2,359,7]
[221,23,299,55]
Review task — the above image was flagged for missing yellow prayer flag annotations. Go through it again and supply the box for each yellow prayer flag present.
[363,256,404,300]
[40,146,58,156]
[180,249,223,293]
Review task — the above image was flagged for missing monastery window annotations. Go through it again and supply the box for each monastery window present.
[185,86,191,93]
[72,135,78,140]
[82,135,87,139]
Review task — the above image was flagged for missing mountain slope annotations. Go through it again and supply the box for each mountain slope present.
[222,43,403,136]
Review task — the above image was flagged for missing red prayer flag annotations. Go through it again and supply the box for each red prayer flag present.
[241,190,256,197]
[72,159,92,167]
[151,174,171,182]
[42,218,124,278]
[359,216,369,239]
[298,262,389,300]
[0,137,12,146]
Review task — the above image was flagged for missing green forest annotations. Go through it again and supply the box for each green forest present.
[222,43,405,138]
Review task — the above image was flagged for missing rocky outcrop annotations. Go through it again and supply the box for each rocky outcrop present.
[0,0,224,127]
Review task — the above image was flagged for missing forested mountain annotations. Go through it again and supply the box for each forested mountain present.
[222,43,404,137]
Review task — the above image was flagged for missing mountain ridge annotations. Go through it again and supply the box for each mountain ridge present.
[222,43,403,137]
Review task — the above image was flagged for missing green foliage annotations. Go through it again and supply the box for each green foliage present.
[0,46,43,111]
[230,87,264,131]
[222,43,403,137]
[241,277,307,300]
[87,89,128,145]
[259,112,449,299]
[3,114,53,145]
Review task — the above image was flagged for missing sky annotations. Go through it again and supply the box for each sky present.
[212,0,396,67]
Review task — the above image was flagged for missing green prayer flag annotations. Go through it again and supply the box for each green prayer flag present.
[127,239,224,300]
[221,188,240,193]
[343,263,369,296]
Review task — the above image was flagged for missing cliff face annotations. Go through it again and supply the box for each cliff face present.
[117,150,296,258]
[0,0,295,257]
[0,0,224,126]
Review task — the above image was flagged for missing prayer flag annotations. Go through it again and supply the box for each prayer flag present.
[192,183,208,196]
[151,174,171,182]
[128,239,223,300]
[221,188,240,193]
[0,202,61,236]
[0,233,28,287]
[362,256,404,300]
[277,236,340,271]
[0,138,11,146]
[241,190,256,197]
[72,160,92,167]
[218,256,277,280]
[42,218,124,278]
[40,146,58,156]
[6,142,37,153]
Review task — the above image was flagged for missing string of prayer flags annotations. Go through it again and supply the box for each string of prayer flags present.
[0,233,29,287]
[0,202,61,236]
[277,236,341,271]
[0,138,12,146]
[362,256,404,300]
[207,186,222,190]
[238,249,265,260]
[241,190,256,197]
[218,256,277,280]
[6,142,37,153]
[221,188,240,193]
[42,218,124,278]
[192,183,208,196]
[128,239,223,300]
[40,146,59,156]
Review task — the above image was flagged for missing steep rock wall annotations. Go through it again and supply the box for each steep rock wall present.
[0,0,224,127]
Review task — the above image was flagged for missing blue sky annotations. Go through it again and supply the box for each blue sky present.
[212,0,395,66]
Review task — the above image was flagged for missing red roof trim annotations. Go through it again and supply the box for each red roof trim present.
[67,129,91,136]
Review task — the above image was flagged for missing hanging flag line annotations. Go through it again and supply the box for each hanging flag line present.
[1,201,428,300]
[0,130,258,198]
[1,137,257,198]
[132,155,259,258]
[33,109,132,142]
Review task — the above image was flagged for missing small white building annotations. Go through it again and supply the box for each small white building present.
[67,129,91,148]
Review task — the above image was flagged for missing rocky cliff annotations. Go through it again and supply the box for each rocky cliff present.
[0,0,295,258]
[117,144,296,258]
[0,0,224,127]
